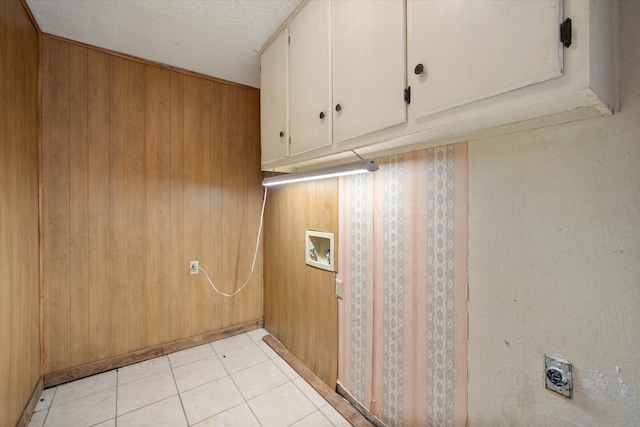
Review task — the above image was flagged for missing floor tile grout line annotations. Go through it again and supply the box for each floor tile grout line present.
[38,407,49,427]
[194,331,277,426]
[225,356,269,426]
[194,401,266,427]
[47,371,116,409]
[46,387,115,411]
[213,346,253,425]
[317,401,343,427]
[116,391,183,420]
[291,377,332,410]
[89,417,116,427]
[216,342,270,376]
[317,406,340,427]
[324,407,342,427]
[210,332,257,356]
[171,360,228,395]
[114,367,119,426]
[40,385,57,426]
[178,346,240,426]
[168,343,217,369]
[232,365,295,402]
[286,380,323,426]
[272,356,301,380]
[287,411,314,427]
[115,371,181,420]
[245,399,266,427]
[169,356,191,426]
[117,355,171,386]
[316,407,340,427]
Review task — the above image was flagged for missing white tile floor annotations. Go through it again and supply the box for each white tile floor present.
[28,329,351,427]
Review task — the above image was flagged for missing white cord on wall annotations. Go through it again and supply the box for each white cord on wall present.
[196,187,268,297]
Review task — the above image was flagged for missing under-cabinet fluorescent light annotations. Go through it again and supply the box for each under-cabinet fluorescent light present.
[262,159,379,187]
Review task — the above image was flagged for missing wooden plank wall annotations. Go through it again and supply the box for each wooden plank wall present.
[263,179,339,387]
[40,36,263,375]
[0,0,41,425]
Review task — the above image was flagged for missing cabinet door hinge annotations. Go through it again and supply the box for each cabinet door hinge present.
[288,36,291,45]
[404,86,411,105]
[560,18,572,48]
[289,137,291,145]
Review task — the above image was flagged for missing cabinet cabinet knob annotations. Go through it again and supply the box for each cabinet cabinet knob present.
[335,104,342,112]
[279,131,284,137]
[319,112,325,119]
[414,64,424,75]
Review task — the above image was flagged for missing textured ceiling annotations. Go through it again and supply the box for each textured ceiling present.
[27,0,303,88]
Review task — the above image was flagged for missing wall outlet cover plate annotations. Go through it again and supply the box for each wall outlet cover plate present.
[335,279,343,299]
[545,355,572,398]
[189,261,199,275]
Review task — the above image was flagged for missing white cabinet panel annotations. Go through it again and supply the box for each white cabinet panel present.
[289,0,332,156]
[332,0,407,144]
[261,29,289,164]
[410,0,563,120]
[260,0,616,173]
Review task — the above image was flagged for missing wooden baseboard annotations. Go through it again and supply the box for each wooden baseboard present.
[336,382,387,427]
[262,335,372,427]
[16,376,44,427]
[44,319,262,387]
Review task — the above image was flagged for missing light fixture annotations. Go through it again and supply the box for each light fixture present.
[262,158,379,187]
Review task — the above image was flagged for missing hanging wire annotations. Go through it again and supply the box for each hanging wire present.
[197,187,268,297]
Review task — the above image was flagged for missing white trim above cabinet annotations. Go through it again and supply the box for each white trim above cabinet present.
[261,0,619,172]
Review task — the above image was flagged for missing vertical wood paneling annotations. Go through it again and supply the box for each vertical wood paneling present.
[125,60,146,350]
[245,89,263,324]
[39,34,52,374]
[263,179,339,387]
[0,0,40,425]
[42,37,71,373]
[183,75,213,336]
[108,56,129,357]
[226,86,242,326]
[144,65,172,347]
[41,36,262,374]
[226,86,265,328]
[68,43,90,367]
[209,81,224,332]
[169,73,186,341]
[223,86,263,326]
[87,49,111,361]
[221,85,240,327]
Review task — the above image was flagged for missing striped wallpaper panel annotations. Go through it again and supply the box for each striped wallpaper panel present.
[338,143,468,427]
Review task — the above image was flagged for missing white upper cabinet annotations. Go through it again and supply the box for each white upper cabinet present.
[410,0,564,120]
[261,29,289,164]
[332,0,407,144]
[260,0,617,171]
[289,0,332,156]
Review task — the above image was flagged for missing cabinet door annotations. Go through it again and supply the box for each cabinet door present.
[289,0,332,157]
[410,0,563,120]
[333,0,407,144]
[261,29,289,164]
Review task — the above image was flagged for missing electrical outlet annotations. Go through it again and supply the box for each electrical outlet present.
[189,261,199,275]
[335,279,343,299]
[545,355,572,398]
